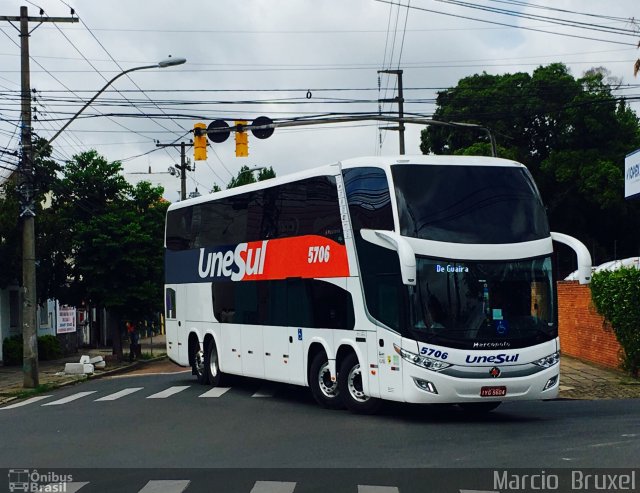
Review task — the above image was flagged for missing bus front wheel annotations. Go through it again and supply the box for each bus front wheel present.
[338,353,381,414]
[309,352,343,409]
[204,339,225,387]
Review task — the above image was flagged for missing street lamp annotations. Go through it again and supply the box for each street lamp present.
[21,57,186,387]
[48,57,186,144]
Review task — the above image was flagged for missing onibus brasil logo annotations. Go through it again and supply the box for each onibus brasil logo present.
[8,469,74,492]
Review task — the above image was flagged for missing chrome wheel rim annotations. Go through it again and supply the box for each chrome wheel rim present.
[194,349,205,376]
[209,347,218,378]
[348,363,368,402]
[318,361,338,398]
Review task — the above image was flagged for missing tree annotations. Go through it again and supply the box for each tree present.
[420,63,640,274]
[50,150,168,357]
[0,137,61,295]
[226,165,276,189]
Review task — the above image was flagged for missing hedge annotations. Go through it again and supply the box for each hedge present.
[590,267,640,377]
[2,334,62,366]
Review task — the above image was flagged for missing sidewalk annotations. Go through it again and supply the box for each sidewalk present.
[0,334,166,405]
[1,338,639,405]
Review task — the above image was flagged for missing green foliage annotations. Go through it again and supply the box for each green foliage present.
[38,150,169,322]
[0,138,60,292]
[591,268,640,377]
[421,63,640,273]
[2,334,62,365]
[226,165,276,189]
[2,335,22,366]
[37,335,62,360]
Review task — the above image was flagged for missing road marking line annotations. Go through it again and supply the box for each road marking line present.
[42,391,96,406]
[138,480,191,493]
[359,486,400,493]
[146,386,190,399]
[95,387,144,401]
[1,395,52,409]
[199,387,231,398]
[250,480,296,493]
[252,385,275,398]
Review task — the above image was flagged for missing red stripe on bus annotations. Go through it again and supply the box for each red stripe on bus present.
[240,236,349,280]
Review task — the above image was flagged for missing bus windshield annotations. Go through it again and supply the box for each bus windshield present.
[407,256,556,350]
[392,164,549,244]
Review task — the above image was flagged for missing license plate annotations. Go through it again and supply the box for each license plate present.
[480,386,507,397]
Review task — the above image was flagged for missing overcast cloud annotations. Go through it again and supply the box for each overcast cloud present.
[1,0,638,200]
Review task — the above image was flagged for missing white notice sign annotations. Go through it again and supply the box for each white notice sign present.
[625,149,640,199]
[57,306,77,334]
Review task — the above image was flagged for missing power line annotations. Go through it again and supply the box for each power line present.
[374,0,637,46]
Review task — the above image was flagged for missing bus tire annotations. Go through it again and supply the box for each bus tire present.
[191,343,207,385]
[204,339,225,387]
[338,352,381,414]
[459,401,501,413]
[309,352,343,410]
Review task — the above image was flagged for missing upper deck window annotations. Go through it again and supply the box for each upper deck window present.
[392,164,549,244]
[343,167,394,231]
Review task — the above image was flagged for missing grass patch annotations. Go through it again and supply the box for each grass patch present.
[4,382,58,400]
[139,352,167,360]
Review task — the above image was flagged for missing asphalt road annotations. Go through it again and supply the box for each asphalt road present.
[1,369,638,492]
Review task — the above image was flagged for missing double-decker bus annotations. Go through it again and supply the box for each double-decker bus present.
[164,155,591,413]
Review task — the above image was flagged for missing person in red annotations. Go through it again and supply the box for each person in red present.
[126,321,139,361]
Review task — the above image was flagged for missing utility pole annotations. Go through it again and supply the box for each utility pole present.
[378,69,405,155]
[1,6,77,387]
[156,141,192,200]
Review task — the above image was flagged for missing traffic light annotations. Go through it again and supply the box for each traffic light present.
[235,120,249,157]
[193,122,207,161]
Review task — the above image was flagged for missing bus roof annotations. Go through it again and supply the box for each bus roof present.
[167,154,524,211]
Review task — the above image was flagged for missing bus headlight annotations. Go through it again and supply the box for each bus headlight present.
[393,344,452,372]
[532,351,560,368]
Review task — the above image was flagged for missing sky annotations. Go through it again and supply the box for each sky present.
[1,0,639,201]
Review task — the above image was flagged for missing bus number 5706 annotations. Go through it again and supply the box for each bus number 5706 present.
[308,245,330,263]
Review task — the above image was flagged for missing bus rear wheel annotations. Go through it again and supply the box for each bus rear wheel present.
[309,352,343,409]
[192,344,207,385]
[338,353,381,414]
[204,339,225,387]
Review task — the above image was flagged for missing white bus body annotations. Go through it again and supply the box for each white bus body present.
[165,155,582,413]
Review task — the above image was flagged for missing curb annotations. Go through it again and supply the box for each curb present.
[0,356,168,406]
[87,355,168,380]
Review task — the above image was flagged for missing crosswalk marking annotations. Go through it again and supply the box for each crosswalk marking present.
[1,395,52,409]
[42,391,96,406]
[146,386,190,399]
[95,387,144,401]
[199,387,231,398]
[252,385,275,398]
[358,486,400,493]
[250,481,297,493]
[138,480,191,493]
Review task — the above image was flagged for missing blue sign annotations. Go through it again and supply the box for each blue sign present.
[495,320,509,336]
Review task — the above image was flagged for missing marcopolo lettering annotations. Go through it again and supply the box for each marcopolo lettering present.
[466,353,519,364]
[198,241,268,281]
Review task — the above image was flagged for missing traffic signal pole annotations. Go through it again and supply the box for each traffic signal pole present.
[204,115,498,158]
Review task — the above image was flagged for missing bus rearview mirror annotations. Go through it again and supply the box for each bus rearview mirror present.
[361,230,416,286]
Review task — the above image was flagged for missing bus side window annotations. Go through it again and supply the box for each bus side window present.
[166,288,177,319]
